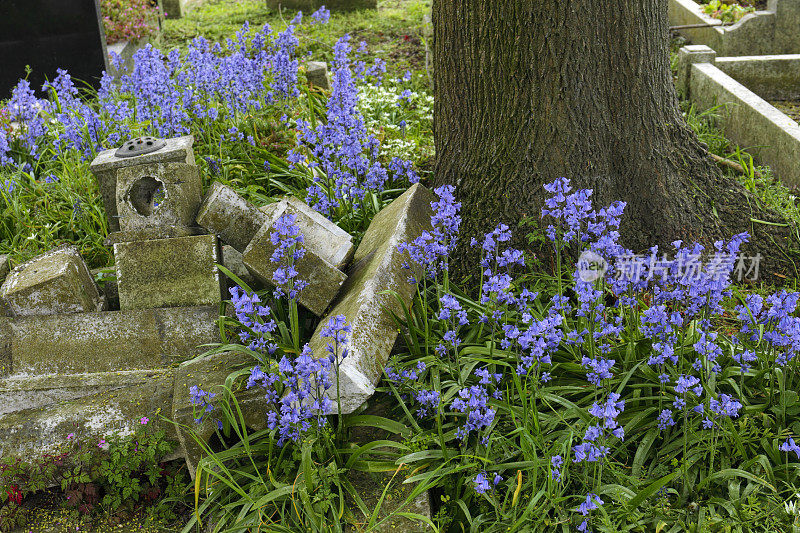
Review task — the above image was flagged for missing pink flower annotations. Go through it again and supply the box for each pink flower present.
[140,417,149,425]
[98,439,107,449]
[67,433,75,440]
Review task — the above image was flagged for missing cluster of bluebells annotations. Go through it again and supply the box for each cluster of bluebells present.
[0,17,328,166]
[435,293,468,357]
[397,185,461,281]
[229,286,277,353]
[269,213,309,300]
[472,471,502,495]
[385,361,440,417]
[288,34,418,217]
[575,493,604,532]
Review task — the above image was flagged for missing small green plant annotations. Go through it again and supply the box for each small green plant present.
[101,0,161,44]
[702,0,755,22]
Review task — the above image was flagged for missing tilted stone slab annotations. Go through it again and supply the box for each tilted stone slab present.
[196,181,268,253]
[9,305,219,375]
[243,203,347,316]
[0,246,102,317]
[104,225,206,246]
[115,162,202,233]
[308,183,434,413]
[173,350,269,478]
[115,234,222,311]
[89,135,195,232]
[0,369,177,465]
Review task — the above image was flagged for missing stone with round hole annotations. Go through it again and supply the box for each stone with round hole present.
[115,162,202,232]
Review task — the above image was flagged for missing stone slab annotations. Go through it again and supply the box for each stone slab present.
[196,181,268,253]
[221,244,258,290]
[266,0,376,10]
[308,183,434,413]
[89,135,195,232]
[115,234,222,310]
[0,369,176,465]
[115,162,202,233]
[173,351,268,478]
[243,203,347,316]
[306,61,330,90]
[0,318,10,378]
[715,54,800,101]
[0,254,10,316]
[260,196,354,270]
[9,305,220,375]
[0,245,102,316]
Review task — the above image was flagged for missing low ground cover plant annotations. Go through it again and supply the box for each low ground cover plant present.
[101,0,162,44]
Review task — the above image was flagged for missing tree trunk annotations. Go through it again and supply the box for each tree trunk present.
[432,0,797,281]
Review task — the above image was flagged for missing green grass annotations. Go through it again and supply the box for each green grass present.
[160,0,431,81]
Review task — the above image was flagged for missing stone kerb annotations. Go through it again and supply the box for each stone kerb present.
[677,45,800,186]
[669,0,800,56]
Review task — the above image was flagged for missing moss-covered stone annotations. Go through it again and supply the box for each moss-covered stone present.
[89,135,195,232]
[266,0,376,11]
[9,305,220,375]
[104,225,206,246]
[115,234,222,310]
[0,245,102,317]
[196,181,268,253]
[172,350,268,478]
[115,162,202,232]
[309,184,434,413]
[306,61,331,91]
[243,204,347,316]
[0,369,176,465]
[0,317,10,378]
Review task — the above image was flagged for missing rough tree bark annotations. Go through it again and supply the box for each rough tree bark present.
[432,0,798,281]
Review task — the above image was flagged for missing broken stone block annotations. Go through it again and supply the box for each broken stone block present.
[173,351,269,478]
[306,61,330,90]
[267,195,355,270]
[0,246,102,317]
[308,183,435,413]
[9,305,219,375]
[115,162,202,233]
[196,181,268,253]
[0,368,177,469]
[115,234,222,311]
[89,135,195,232]
[242,204,347,316]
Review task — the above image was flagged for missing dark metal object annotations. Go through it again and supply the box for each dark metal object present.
[115,137,167,158]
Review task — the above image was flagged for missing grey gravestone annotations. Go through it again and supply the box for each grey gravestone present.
[0,0,109,98]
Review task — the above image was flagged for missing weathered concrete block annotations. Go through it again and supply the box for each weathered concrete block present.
[9,305,220,375]
[306,61,331,90]
[115,234,222,310]
[89,135,195,232]
[260,196,354,270]
[196,181,268,253]
[221,244,258,289]
[0,369,177,466]
[0,318,10,379]
[173,351,268,478]
[677,45,717,99]
[243,204,347,316]
[104,225,206,246]
[309,183,435,413]
[116,162,202,233]
[0,246,102,317]
[267,0,376,11]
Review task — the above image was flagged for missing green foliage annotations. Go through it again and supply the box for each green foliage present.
[701,0,755,23]
[101,0,162,45]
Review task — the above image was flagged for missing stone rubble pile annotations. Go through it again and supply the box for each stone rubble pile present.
[0,134,434,480]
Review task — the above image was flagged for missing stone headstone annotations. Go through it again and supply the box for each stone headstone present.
[115,234,222,311]
[309,183,435,413]
[0,246,103,317]
[89,135,196,233]
[0,0,109,99]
